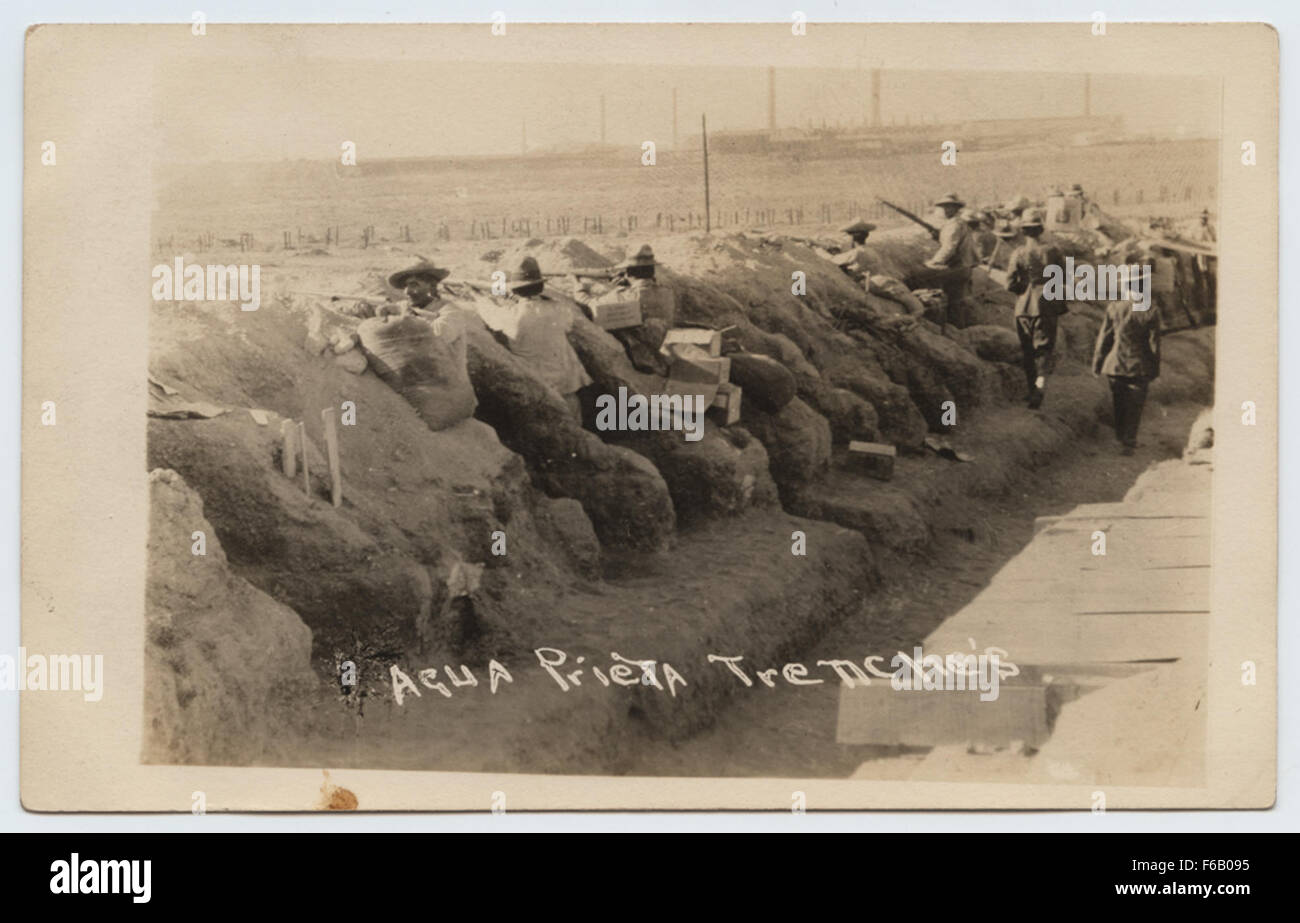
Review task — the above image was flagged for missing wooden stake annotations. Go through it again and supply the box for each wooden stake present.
[280,419,297,478]
[321,407,342,508]
[299,421,310,497]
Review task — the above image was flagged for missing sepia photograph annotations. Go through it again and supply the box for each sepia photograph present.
[19,20,1277,816]
[143,28,1223,786]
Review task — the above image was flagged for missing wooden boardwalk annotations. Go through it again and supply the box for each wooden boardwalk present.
[841,456,1211,786]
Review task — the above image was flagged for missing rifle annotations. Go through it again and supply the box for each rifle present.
[542,268,616,280]
[288,289,400,309]
[877,198,940,239]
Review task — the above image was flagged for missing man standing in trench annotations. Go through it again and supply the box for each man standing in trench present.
[1093,277,1161,455]
[924,193,978,329]
[1004,210,1067,410]
[496,256,593,421]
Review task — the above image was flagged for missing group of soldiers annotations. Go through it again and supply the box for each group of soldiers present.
[370,182,1185,455]
[375,245,672,422]
[835,187,1167,450]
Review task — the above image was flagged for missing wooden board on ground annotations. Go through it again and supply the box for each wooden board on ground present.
[837,682,1051,748]
[925,607,1208,665]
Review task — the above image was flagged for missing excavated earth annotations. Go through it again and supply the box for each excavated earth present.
[144,222,1215,775]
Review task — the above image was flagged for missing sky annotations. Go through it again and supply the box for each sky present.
[154,28,1222,162]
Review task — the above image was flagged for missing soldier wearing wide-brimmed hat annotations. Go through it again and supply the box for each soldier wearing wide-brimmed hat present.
[622,244,659,280]
[508,256,546,297]
[841,218,877,248]
[493,256,592,420]
[924,193,978,329]
[1004,209,1066,410]
[387,259,452,313]
[836,218,877,281]
[831,218,922,315]
[582,243,679,376]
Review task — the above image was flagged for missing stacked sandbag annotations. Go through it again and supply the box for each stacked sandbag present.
[460,315,676,552]
[727,352,797,413]
[564,309,779,524]
[739,397,831,495]
[357,314,477,431]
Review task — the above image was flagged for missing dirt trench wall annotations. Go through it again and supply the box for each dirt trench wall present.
[144,468,318,765]
[148,299,605,664]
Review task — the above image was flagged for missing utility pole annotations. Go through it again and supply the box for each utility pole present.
[702,114,711,233]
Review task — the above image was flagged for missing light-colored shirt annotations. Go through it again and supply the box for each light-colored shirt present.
[500,296,592,396]
[928,217,978,270]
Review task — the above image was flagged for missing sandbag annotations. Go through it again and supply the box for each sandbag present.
[358,315,477,431]
[727,352,797,413]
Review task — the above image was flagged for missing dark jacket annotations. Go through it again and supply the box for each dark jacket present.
[1093,299,1161,380]
[1005,236,1068,317]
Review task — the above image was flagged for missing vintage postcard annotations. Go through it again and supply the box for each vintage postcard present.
[21,22,1276,811]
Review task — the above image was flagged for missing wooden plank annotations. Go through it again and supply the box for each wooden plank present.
[837,682,1051,748]
[925,608,1207,664]
[321,407,342,508]
[280,419,297,478]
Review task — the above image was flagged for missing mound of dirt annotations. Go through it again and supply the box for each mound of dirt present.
[486,236,614,275]
[144,468,317,765]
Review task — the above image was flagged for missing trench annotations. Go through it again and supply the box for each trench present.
[618,397,1206,778]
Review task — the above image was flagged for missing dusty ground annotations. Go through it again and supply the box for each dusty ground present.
[629,398,1204,778]
[155,138,1216,248]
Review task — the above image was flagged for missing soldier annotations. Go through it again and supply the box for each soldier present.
[1004,210,1068,409]
[585,244,678,375]
[1092,281,1161,455]
[960,208,989,262]
[924,193,979,329]
[835,218,926,316]
[838,218,877,270]
[387,259,474,352]
[386,259,451,317]
[497,256,593,420]
[982,219,1021,277]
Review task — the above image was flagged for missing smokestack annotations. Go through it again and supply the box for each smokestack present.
[768,66,776,131]
[1083,73,1092,117]
[870,68,881,128]
[672,87,678,149]
[600,94,606,144]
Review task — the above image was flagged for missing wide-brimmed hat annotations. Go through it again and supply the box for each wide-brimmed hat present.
[959,208,983,224]
[1003,194,1031,213]
[1069,183,1085,195]
[933,193,965,208]
[388,260,450,289]
[623,244,657,268]
[841,218,877,235]
[509,256,545,292]
[1018,210,1044,230]
[992,220,1019,239]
